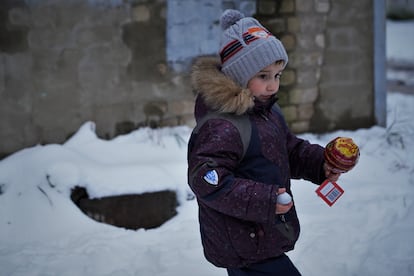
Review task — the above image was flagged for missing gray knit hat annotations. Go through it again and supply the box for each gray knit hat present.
[219,9,288,88]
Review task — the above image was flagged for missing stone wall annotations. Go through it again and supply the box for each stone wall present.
[0,0,383,157]
[313,0,376,131]
[256,0,378,133]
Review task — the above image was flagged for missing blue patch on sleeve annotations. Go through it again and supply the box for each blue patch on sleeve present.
[203,170,219,186]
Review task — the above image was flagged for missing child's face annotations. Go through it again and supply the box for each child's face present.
[247,62,284,102]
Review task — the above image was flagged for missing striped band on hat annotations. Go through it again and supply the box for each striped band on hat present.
[220,30,273,63]
[220,40,243,63]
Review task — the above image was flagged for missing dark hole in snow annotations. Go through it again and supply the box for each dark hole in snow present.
[70,186,178,230]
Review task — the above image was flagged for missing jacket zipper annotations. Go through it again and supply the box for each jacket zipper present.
[261,111,290,232]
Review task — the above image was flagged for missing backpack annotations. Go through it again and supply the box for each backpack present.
[192,112,251,159]
[191,105,282,160]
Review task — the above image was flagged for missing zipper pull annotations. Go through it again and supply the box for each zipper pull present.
[260,113,269,121]
[280,214,289,231]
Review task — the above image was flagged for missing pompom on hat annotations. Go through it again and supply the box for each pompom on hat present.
[219,9,288,88]
[324,137,360,172]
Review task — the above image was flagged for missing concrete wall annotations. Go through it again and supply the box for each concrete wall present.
[0,0,194,157]
[387,0,414,12]
[167,0,256,72]
[0,0,384,157]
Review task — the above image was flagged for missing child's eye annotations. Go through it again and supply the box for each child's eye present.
[256,72,282,80]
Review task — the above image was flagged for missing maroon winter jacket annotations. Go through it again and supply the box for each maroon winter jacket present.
[187,57,326,268]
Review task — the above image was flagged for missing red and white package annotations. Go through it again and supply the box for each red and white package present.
[315,180,344,206]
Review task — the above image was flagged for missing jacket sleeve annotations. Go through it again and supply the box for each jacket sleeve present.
[286,131,326,184]
[187,119,278,224]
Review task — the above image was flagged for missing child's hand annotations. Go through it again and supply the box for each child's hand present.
[323,162,343,182]
[275,188,293,214]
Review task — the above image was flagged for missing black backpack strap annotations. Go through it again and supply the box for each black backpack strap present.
[193,112,251,160]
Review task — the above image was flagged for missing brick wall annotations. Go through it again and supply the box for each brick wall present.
[256,0,377,133]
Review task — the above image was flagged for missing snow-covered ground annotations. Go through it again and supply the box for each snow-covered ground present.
[1,20,413,276]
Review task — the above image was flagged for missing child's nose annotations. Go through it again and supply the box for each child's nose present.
[267,79,279,91]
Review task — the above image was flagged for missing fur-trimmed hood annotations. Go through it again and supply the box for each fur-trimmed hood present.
[191,57,255,116]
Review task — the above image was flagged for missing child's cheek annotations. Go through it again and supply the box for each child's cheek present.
[247,80,263,96]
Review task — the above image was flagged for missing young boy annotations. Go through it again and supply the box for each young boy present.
[187,9,347,275]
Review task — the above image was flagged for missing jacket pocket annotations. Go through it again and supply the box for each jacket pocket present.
[227,220,261,259]
[274,208,300,242]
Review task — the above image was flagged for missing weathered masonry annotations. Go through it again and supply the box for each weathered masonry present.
[0,0,386,157]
